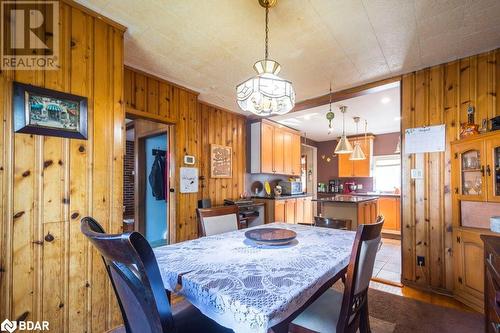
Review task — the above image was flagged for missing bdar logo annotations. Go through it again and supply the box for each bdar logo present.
[0,319,17,333]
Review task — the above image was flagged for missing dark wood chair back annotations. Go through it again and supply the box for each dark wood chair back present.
[337,216,384,333]
[81,217,174,333]
[313,216,352,230]
[196,205,240,237]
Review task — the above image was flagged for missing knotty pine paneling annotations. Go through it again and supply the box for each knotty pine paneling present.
[0,2,125,332]
[123,68,246,241]
[401,48,500,291]
[199,102,247,206]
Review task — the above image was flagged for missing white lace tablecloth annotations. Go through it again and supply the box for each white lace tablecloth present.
[153,223,355,333]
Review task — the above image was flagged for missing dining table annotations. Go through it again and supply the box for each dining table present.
[153,222,355,333]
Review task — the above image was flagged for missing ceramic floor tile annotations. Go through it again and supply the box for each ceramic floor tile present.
[377,270,401,283]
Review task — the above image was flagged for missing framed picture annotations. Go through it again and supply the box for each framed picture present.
[210,144,232,178]
[13,82,88,139]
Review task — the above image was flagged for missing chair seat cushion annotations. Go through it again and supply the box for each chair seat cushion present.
[292,288,344,333]
[173,299,233,333]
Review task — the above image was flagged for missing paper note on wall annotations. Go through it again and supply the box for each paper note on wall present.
[404,125,445,154]
[180,167,198,193]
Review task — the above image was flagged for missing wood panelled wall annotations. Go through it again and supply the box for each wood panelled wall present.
[0,1,124,331]
[199,102,246,206]
[401,48,500,291]
[123,67,246,242]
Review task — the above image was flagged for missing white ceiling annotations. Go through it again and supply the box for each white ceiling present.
[77,0,500,114]
[271,82,400,141]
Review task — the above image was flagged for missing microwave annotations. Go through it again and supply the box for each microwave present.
[278,181,303,195]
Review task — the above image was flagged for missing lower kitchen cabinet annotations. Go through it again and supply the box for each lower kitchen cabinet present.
[377,196,401,233]
[357,199,378,225]
[256,196,313,224]
[453,228,485,312]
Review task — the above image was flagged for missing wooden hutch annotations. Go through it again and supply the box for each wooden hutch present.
[451,131,500,312]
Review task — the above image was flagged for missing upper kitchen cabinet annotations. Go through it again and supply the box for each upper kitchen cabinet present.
[451,132,500,203]
[250,120,302,176]
[338,135,375,177]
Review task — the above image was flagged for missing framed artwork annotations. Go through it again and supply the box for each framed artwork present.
[210,144,232,178]
[13,82,88,139]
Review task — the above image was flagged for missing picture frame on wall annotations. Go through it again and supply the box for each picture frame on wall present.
[210,144,232,178]
[12,82,88,139]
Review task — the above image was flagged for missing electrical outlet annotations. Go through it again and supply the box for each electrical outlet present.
[417,256,425,266]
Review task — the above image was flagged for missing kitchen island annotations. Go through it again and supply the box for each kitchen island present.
[313,195,379,230]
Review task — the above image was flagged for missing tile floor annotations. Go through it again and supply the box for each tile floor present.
[372,238,401,285]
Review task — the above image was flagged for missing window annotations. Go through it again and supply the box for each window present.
[373,155,401,193]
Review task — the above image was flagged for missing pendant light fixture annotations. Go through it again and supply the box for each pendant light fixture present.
[236,0,295,116]
[334,106,353,154]
[350,117,366,160]
[326,82,335,134]
[394,136,401,154]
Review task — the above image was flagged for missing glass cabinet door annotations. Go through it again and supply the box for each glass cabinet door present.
[454,141,486,201]
[485,137,500,202]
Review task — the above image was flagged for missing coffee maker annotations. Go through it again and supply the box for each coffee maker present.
[343,181,357,194]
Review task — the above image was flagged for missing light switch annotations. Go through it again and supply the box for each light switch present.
[411,169,423,179]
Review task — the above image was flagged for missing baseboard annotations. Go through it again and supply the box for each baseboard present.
[401,278,453,297]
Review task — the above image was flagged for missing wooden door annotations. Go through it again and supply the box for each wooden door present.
[303,197,313,224]
[283,131,293,175]
[452,140,486,202]
[338,153,354,177]
[291,134,302,176]
[285,199,296,224]
[261,122,274,173]
[485,137,500,202]
[378,197,398,230]
[295,198,304,223]
[456,229,484,298]
[273,128,285,174]
[353,138,371,177]
[274,200,286,222]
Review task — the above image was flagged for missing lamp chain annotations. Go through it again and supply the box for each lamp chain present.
[329,82,332,112]
[265,4,269,59]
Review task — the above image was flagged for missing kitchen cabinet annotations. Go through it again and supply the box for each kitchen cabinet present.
[301,196,313,224]
[338,135,374,177]
[261,122,274,173]
[454,229,485,312]
[451,131,500,312]
[274,200,286,222]
[481,235,500,333]
[357,199,378,225]
[250,120,302,176]
[378,196,401,232]
[285,199,296,224]
[256,196,313,224]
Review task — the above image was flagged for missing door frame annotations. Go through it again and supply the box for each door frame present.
[127,113,177,245]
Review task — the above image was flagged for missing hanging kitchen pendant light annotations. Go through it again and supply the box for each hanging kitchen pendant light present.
[350,117,366,160]
[394,136,401,154]
[235,0,295,116]
[334,106,353,154]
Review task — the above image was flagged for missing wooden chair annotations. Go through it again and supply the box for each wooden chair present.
[314,216,352,230]
[290,216,385,333]
[196,205,240,237]
[80,217,232,333]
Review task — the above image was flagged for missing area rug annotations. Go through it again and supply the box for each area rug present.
[367,288,484,333]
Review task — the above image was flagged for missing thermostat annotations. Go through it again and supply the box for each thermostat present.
[184,155,195,165]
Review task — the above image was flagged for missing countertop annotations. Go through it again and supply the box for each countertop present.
[313,195,379,203]
[251,193,313,200]
[317,192,401,198]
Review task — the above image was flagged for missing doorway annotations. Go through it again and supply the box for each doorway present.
[124,118,173,247]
